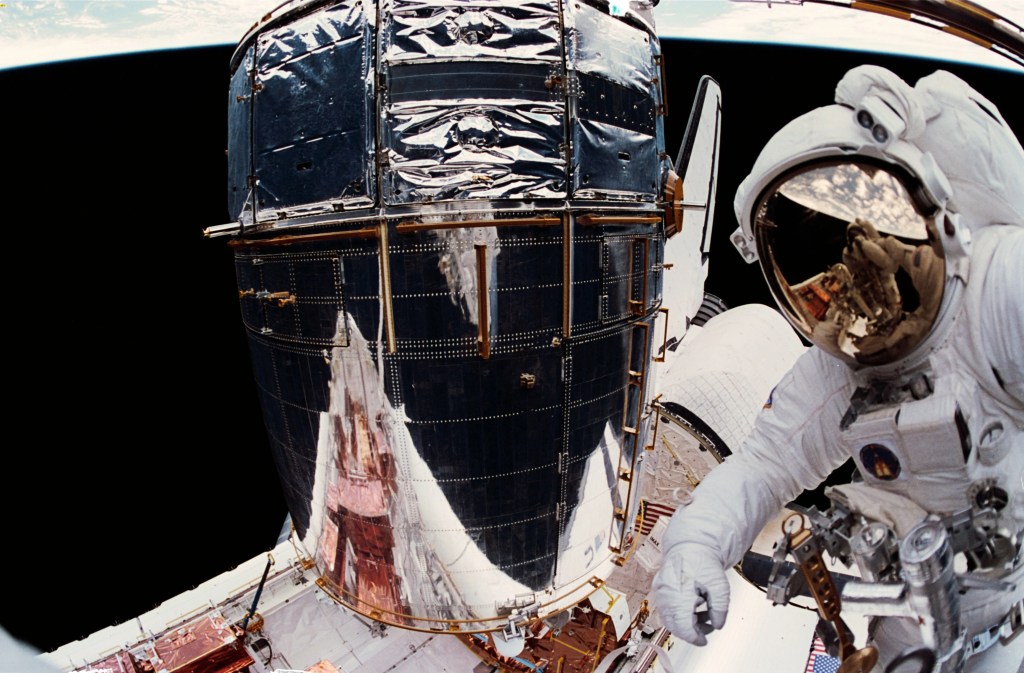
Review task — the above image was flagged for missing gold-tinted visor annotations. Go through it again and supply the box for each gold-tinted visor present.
[754,161,945,366]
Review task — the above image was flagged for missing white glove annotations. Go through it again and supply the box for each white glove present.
[652,542,730,646]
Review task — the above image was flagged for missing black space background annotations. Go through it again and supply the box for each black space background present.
[1,39,1021,655]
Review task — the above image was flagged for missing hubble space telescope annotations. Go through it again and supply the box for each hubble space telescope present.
[206,0,727,662]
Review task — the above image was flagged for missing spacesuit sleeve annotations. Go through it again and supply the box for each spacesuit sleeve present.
[979,226,1024,406]
[660,347,853,567]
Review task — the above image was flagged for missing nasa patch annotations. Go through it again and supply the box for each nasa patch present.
[860,443,901,481]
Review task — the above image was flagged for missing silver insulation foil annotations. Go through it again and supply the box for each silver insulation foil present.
[253,1,376,220]
[227,0,671,632]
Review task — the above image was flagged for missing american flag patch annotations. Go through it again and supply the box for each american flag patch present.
[635,500,677,536]
[805,635,840,673]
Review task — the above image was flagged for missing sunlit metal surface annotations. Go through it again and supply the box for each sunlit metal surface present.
[571,2,660,200]
[227,0,672,631]
[383,0,563,63]
[383,78,567,202]
[252,1,376,221]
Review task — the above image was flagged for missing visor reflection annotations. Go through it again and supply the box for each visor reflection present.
[756,162,944,366]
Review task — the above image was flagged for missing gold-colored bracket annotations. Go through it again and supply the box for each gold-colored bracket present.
[783,515,879,673]
[379,221,396,354]
[550,636,590,657]
[613,509,645,565]
[611,320,651,555]
[589,617,610,673]
[264,291,296,307]
[475,243,490,359]
[238,288,297,307]
[654,54,668,117]
[663,169,683,238]
[562,214,572,338]
[228,226,379,247]
[620,322,650,435]
[654,307,669,363]
[396,217,559,233]
[315,570,606,633]
[621,374,645,436]
[627,238,650,317]
[577,215,660,227]
[645,394,664,452]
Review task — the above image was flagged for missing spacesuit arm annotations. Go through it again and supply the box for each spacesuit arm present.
[652,347,852,644]
[977,226,1024,407]
[651,346,851,639]
[660,346,853,568]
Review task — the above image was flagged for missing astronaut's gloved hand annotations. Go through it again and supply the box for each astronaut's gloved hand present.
[652,542,730,646]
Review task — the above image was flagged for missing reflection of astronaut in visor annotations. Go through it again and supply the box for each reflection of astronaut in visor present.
[838,218,942,364]
[805,264,854,351]
[754,155,949,367]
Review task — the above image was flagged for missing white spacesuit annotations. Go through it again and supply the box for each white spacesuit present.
[652,66,1024,673]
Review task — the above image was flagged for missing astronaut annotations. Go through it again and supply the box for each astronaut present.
[652,66,1024,672]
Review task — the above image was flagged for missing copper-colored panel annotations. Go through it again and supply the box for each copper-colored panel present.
[152,613,253,673]
[458,598,630,673]
[305,661,343,673]
[74,651,146,673]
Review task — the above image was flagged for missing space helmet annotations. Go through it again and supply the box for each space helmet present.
[730,67,975,373]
